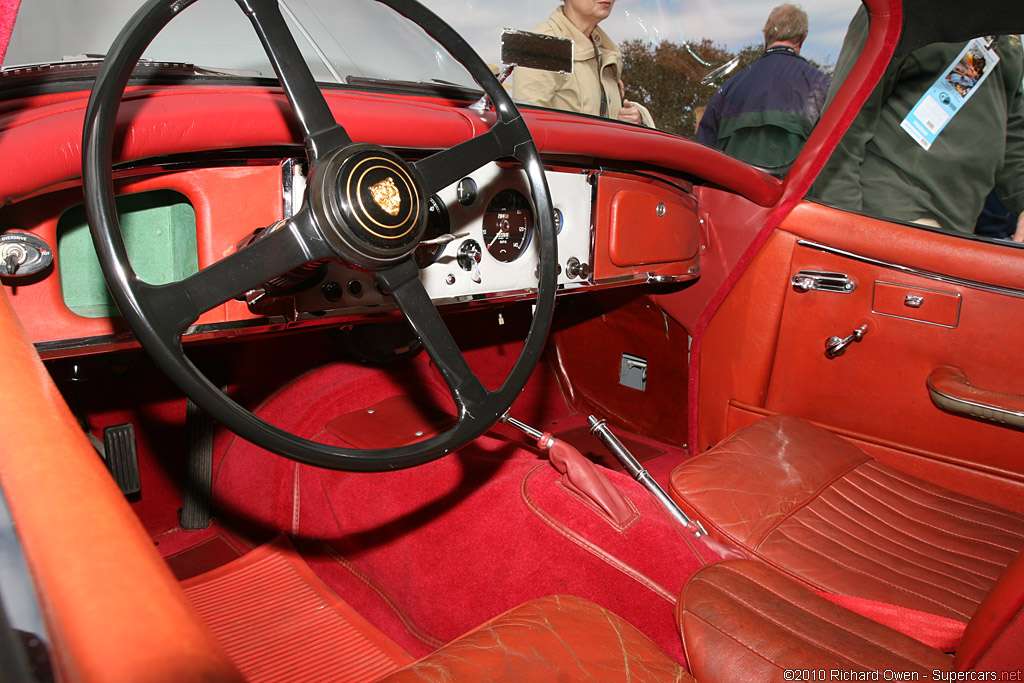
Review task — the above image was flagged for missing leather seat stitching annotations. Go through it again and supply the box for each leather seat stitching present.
[681,608,800,672]
[805,495,1006,582]
[837,474,1023,553]
[778,517,977,609]
[861,463,1024,532]
[689,571,942,670]
[851,467,1024,540]
[749,456,872,549]
[787,505,990,603]
[707,566,951,662]
[771,525,972,619]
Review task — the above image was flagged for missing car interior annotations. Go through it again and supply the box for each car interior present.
[1,0,1023,680]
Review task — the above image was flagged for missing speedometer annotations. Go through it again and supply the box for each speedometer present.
[481,189,532,262]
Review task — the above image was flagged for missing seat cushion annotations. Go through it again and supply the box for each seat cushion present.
[679,560,953,681]
[380,595,692,682]
[669,415,1024,622]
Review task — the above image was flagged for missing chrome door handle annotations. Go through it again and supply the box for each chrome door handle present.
[825,324,868,359]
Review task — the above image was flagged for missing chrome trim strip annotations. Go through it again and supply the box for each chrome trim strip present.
[796,239,1024,300]
[927,379,1024,430]
[870,280,962,329]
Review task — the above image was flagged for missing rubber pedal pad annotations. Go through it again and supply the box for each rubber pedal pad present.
[103,423,140,495]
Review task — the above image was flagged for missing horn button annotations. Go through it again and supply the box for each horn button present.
[310,144,428,269]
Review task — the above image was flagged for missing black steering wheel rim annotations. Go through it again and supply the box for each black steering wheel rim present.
[81,0,558,472]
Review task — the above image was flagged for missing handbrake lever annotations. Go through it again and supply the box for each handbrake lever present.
[586,416,707,538]
[501,413,636,527]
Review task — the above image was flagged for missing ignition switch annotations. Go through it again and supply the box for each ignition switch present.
[457,240,483,283]
[1,231,53,280]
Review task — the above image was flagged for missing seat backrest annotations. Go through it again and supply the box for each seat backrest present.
[955,547,1024,672]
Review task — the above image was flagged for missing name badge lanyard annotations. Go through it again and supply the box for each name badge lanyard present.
[901,37,1000,150]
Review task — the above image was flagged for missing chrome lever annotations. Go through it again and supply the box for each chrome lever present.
[825,324,868,359]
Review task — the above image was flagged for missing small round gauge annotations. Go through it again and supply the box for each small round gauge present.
[456,177,478,206]
[482,189,532,262]
[414,195,451,268]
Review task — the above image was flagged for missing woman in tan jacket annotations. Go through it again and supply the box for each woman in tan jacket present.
[512,0,654,127]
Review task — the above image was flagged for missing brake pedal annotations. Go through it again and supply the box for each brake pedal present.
[103,423,141,496]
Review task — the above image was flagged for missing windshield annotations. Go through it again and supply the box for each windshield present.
[4,1,850,100]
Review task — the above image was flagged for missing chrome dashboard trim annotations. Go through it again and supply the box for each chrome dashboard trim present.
[796,239,1024,299]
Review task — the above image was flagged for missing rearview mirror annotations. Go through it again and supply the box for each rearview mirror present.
[500,29,573,74]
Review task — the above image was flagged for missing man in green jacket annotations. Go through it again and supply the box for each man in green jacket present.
[812,6,1024,241]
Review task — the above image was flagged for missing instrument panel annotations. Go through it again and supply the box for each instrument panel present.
[0,156,702,358]
[286,161,595,319]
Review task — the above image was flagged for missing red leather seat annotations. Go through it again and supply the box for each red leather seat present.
[382,594,692,682]
[669,415,1024,624]
[678,555,1024,680]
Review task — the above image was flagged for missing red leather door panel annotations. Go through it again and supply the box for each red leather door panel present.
[698,200,1024,507]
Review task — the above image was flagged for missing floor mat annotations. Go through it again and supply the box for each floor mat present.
[165,533,245,581]
[181,536,414,682]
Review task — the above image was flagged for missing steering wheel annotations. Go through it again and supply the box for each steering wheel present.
[81,0,558,472]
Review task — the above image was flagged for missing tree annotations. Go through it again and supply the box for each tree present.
[620,38,735,138]
[621,40,829,138]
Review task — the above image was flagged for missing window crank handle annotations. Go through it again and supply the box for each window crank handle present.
[825,324,868,359]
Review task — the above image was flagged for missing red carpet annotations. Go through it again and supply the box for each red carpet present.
[210,353,705,664]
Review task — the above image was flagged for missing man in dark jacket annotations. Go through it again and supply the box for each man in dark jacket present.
[812,6,1024,240]
[696,4,831,173]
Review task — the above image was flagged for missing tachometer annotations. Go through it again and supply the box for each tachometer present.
[482,189,532,262]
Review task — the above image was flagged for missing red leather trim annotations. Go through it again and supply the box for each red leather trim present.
[0,85,777,206]
[683,0,903,452]
[383,594,692,682]
[689,229,797,450]
[0,287,242,682]
[726,401,1024,514]
[670,415,1024,622]
[763,225,1024,480]
[543,434,641,530]
[954,549,1024,671]
[679,560,953,680]
[547,292,691,447]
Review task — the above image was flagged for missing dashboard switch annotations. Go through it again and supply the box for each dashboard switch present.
[457,240,483,283]
[1,231,53,280]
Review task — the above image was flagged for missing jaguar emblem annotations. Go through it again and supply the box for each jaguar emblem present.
[368,176,402,217]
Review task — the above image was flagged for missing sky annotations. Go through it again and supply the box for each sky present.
[5,0,860,76]
[420,0,860,70]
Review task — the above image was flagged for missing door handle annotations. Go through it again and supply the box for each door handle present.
[926,365,1024,430]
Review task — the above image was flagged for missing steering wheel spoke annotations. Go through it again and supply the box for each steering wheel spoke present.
[84,0,557,471]
[138,210,331,336]
[238,0,352,162]
[413,120,522,194]
[376,259,488,412]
